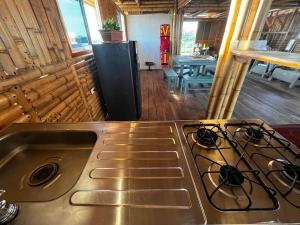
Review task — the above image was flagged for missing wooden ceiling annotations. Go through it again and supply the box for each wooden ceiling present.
[182,0,300,19]
[113,0,175,14]
[113,0,300,16]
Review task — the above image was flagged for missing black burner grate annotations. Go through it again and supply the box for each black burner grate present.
[195,128,219,147]
[225,121,300,208]
[282,164,300,184]
[219,165,245,186]
[184,123,279,211]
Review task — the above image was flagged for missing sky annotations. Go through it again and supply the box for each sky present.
[182,21,198,33]
[57,0,88,38]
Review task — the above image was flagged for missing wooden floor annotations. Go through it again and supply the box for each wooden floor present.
[140,70,300,124]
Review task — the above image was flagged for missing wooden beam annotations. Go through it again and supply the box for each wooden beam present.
[190,10,207,18]
[116,1,174,5]
[185,5,228,10]
[232,50,300,70]
[135,0,140,6]
[178,0,192,9]
[124,7,171,13]
[118,4,174,9]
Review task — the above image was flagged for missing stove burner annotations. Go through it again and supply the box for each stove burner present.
[195,128,218,147]
[28,163,59,186]
[220,165,244,186]
[245,127,264,141]
[282,164,300,184]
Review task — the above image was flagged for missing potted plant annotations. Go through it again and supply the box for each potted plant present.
[100,18,123,42]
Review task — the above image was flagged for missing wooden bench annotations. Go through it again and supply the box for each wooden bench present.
[268,68,300,88]
[180,74,213,94]
[205,64,216,75]
[163,69,178,91]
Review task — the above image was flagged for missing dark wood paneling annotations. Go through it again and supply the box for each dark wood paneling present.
[195,19,226,53]
[98,0,119,21]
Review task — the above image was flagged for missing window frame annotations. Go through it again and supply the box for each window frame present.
[57,0,96,57]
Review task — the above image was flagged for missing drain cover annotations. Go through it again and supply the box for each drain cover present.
[28,163,59,186]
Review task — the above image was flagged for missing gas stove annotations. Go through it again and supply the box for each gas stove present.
[176,119,300,224]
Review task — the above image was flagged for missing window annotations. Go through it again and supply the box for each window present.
[57,0,90,52]
[83,0,102,43]
[120,13,127,41]
[180,21,198,55]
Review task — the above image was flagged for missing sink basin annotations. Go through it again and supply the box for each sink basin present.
[0,131,97,202]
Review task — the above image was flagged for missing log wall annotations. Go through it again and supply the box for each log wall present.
[0,0,105,129]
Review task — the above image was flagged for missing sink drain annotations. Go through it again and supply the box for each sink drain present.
[28,163,59,186]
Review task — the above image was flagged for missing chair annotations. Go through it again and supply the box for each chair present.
[180,73,213,94]
[163,69,178,91]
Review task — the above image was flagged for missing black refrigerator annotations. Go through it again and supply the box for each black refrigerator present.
[92,41,141,120]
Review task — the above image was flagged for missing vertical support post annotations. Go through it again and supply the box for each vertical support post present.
[206,0,273,119]
[170,8,177,66]
[170,5,183,66]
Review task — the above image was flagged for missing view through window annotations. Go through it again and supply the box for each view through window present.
[120,13,127,41]
[57,0,90,52]
[180,21,198,55]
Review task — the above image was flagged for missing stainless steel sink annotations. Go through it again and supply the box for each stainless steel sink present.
[0,131,97,202]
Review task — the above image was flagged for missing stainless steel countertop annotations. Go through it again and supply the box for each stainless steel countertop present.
[1,120,300,225]
[1,122,206,225]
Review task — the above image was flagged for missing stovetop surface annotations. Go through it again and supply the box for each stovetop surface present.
[175,119,300,224]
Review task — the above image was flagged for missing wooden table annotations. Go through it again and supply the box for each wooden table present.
[173,55,216,88]
[173,55,216,76]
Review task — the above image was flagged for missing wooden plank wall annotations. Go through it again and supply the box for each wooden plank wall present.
[0,0,104,129]
[261,8,300,51]
[195,19,226,53]
[98,0,119,21]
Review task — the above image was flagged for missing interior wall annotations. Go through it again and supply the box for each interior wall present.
[195,19,226,54]
[127,14,171,70]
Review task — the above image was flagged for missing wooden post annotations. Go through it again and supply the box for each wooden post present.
[170,8,176,66]
[223,0,273,119]
[206,0,273,119]
[206,0,245,119]
[170,8,183,66]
